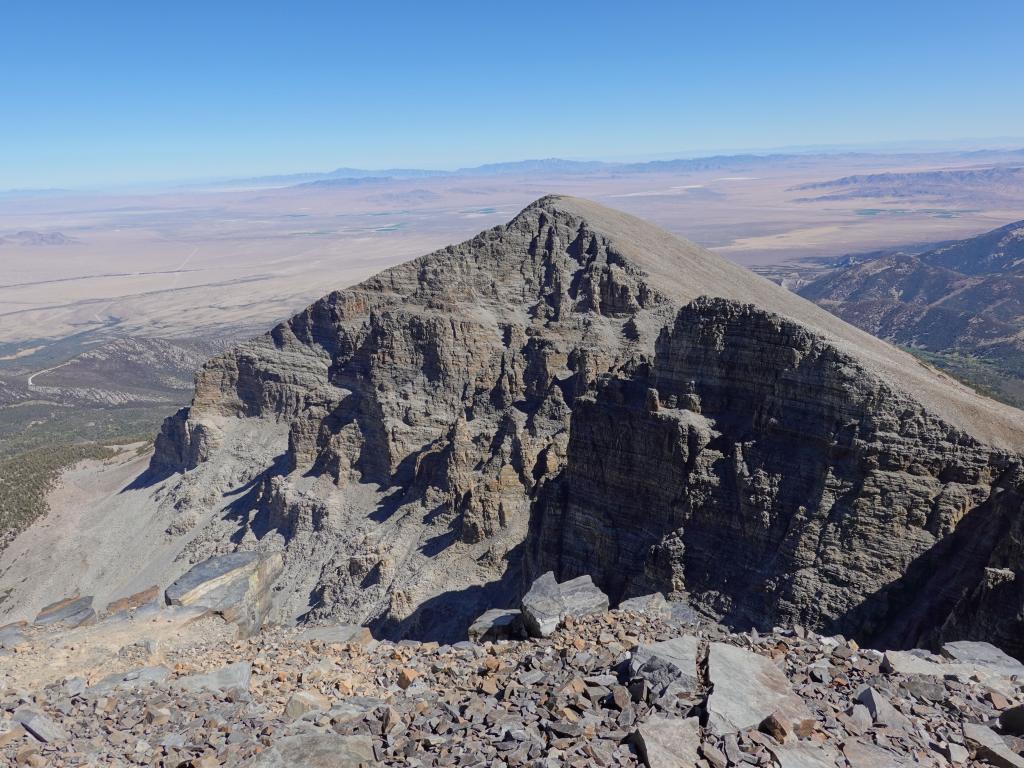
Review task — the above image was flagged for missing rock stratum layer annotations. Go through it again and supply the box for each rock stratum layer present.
[136,196,1024,651]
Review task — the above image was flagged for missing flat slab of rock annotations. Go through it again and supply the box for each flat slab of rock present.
[88,665,171,695]
[104,585,160,615]
[843,739,914,767]
[856,685,913,730]
[633,714,700,767]
[964,722,1024,768]
[769,742,841,768]
[629,636,700,698]
[13,708,68,743]
[942,641,1024,676]
[284,690,330,720]
[166,551,283,636]
[33,595,96,628]
[174,661,251,693]
[295,624,373,646]
[468,608,524,642]
[706,642,811,736]
[521,571,608,638]
[243,733,376,766]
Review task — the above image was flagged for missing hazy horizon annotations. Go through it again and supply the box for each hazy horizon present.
[5,1,1024,189]
[4,136,1024,194]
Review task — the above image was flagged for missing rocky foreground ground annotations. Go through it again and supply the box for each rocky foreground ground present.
[3,574,1024,768]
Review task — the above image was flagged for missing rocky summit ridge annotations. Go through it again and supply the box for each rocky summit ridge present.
[144,195,1024,651]
[4,195,1024,660]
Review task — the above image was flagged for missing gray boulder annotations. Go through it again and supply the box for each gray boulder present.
[520,572,608,638]
[165,551,283,636]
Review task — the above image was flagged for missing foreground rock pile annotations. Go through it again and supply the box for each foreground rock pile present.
[3,583,1024,768]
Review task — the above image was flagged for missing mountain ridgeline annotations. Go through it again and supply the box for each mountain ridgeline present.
[148,196,1024,653]
[798,220,1024,406]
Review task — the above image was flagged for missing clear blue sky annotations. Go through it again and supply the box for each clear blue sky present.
[2,0,1023,188]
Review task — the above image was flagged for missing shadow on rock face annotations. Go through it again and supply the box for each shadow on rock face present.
[370,543,528,644]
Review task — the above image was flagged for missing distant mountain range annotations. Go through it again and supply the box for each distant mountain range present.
[793,166,1024,202]
[0,230,78,246]
[798,219,1024,405]
[221,147,1024,189]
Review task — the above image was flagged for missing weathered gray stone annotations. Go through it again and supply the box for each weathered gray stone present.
[295,624,372,646]
[87,665,171,695]
[33,595,95,628]
[13,708,67,743]
[632,714,700,767]
[0,622,25,649]
[285,690,330,720]
[619,592,671,619]
[467,608,524,642]
[941,641,1024,676]
[520,572,608,638]
[842,739,913,767]
[629,636,700,698]
[165,551,283,636]
[856,685,913,730]
[946,743,970,766]
[174,661,251,693]
[103,585,161,615]
[706,642,811,736]
[242,733,376,766]
[963,722,1024,768]
[767,742,840,768]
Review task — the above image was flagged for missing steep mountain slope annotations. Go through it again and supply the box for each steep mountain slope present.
[799,220,1024,404]
[4,196,1024,655]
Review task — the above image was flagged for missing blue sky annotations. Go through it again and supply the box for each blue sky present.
[2,0,1023,188]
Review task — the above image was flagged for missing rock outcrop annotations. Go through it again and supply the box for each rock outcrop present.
[133,196,1024,651]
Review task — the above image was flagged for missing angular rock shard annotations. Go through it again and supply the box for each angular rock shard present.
[629,636,701,699]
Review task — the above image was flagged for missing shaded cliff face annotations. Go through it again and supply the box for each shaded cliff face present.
[151,196,1024,650]
[530,299,1023,654]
